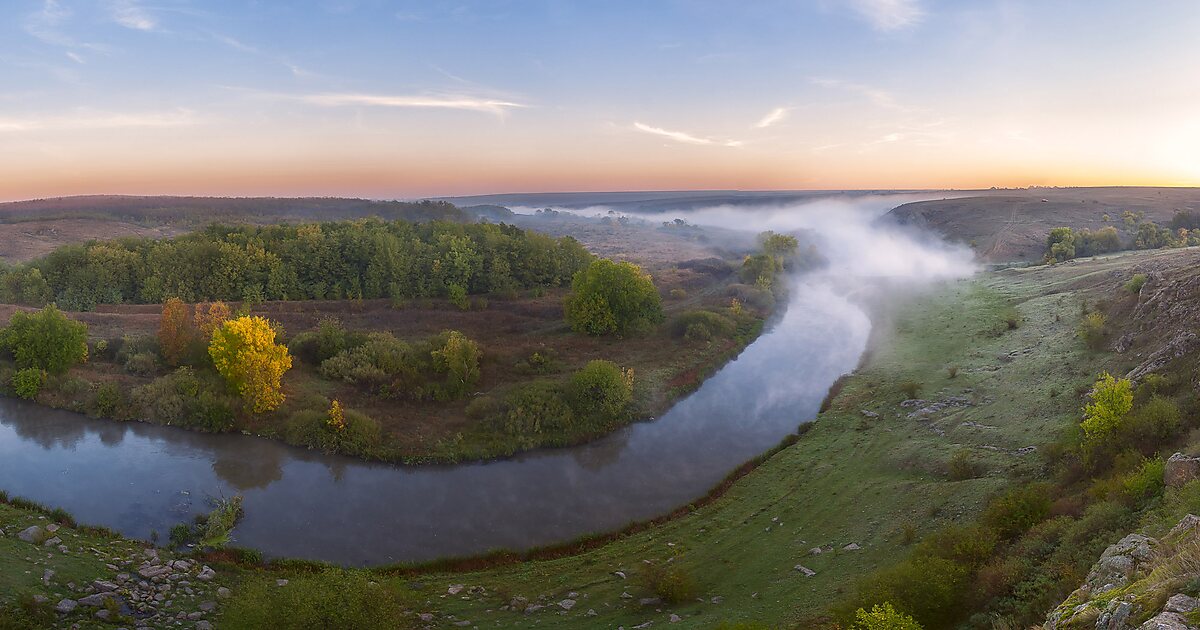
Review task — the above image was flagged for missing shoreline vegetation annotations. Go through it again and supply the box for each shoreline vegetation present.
[0,217,799,464]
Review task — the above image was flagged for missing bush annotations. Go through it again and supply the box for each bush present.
[289,318,367,366]
[1125,273,1147,293]
[220,568,412,630]
[130,368,235,431]
[431,330,481,400]
[947,450,983,481]
[566,360,633,424]
[320,332,412,386]
[0,592,57,630]
[564,258,664,336]
[1120,457,1165,505]
[464,395,503,420]
[639,563,698,604]
[982,483,1052,539]
[669,288,687,299]
[284,407,383,457]
[1121,394,1181,450]
[0,305,88,374]
[852,603,924,630]
[899,380,923,399]
[124,351,158,376]
[1078,312,1107,350]
[842,555,967,628]
[725,283,775,312]
[1081,372,1133,443]
[669,310,736,340]
[12,368,46,400]
[91,381,125,418]
[502,381,574,438]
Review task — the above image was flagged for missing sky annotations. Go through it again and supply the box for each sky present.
[1,0,1199,201]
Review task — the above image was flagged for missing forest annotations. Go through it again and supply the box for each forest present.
[0,219,592,310]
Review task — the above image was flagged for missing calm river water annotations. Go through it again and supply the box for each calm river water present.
[0,279,869,566]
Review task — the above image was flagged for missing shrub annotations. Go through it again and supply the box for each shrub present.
[899,380,923,400]
[1081,372,1133,443]
[1121,457,1165,505]
[91,381,125,418]
[1125,273,1147,293]
[1078,312,1107,350]
[199,495,244,548]
[320,332,412,386]
[210,315,292,413]
[465,395,503,420]
[502,381,574,438]
[982,483,1052,539]
[639,563,698,604]
[852,603,924,630]
[947,450,983,481]
[0,592,57,630]
[0,305,88,374]
[1122,394,1181,449]
[669,310,736,340]
[123,351,158,376]
[220,568,411,630]
[669,288,687,299]
[447,283,469,310]
[289,318,367,366]
[726,283,775,312]
[12,368,46,400]
[564,258,664,336]
[431,330,481,399]
[843,556,967,628]
[130,368,235,431]
[566,360,634,424]
[285,407,383,457]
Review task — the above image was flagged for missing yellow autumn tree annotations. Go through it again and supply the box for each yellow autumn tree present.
[158,297,193,366]
[327,399,345,432]
[195,301,231,338]
[208,315,292,413]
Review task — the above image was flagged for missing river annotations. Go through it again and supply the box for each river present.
[0,277,870,567]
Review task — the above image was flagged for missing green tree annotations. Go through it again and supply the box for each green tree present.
[1081,372,1133,442]
[563,259,663,336]
[1045,227,1076,262]
[567,360,634,422]
[431,330,481,398]
[758,231,799,261]
[852,603,924,630]
[0,305,89,375]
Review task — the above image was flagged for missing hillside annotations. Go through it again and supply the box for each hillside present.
[887,187,1200,263]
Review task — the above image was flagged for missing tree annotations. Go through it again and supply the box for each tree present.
[564,259,663,336]
[208,315,292,413]
[431,330,481,398]
[758,231,799,261]
[1045,227,1076,263]
[158,297,193,366]
[567,360,634,421]
[1082,372,1133,442]
[0,305,88,375]
[852,603,923,630]
[195,301,231,338]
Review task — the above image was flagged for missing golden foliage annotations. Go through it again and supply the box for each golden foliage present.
[195,301,231,338]
[327,399,346,432]
[208,315,292,413]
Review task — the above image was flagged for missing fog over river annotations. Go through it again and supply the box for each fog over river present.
[0,194,974,566]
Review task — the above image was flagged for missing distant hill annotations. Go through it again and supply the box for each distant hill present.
[885,187,1200,262]
[0,195,467,225]
[439,189,929,213]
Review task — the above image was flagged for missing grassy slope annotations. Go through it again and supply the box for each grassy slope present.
[212,259,1120,628]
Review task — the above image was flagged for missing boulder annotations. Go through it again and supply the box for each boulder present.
[1164,594,1199,613]
[55,599,78,614]
[1138,612,1193,629]
[16,525,44,543]
[559,599,576,610]
[1165,453,1200,488]
[794,565,816,577]
[78,592,119,607]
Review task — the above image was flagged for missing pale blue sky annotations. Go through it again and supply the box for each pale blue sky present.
[2,1,1198,199]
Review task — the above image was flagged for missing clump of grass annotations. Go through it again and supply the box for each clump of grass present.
[947,450,983,481]
[947,366,958,379]
[1078,312,1107,350]
[0,592,56,630]
[899,380,924,400]
[639,563,699,604]
[200,495,244,548]
[220,569,413,630]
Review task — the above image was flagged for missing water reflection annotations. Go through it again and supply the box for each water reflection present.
[0,278,870,566]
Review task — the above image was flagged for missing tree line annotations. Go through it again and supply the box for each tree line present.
[0,219,592,310]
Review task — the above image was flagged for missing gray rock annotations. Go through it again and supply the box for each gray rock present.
[196,622,213,630]
[196,566,216,581]
[1165,453,1200,488]
[42,569,54,586]
[276,579,289,587]
[78,592,118,607]
[418,612,434,621]
[1138,611,1193,629]
[17,525,44,543]
[670,613,682,623]
[447,583,463,595]
[216,587,231,599]
[559,598,576,610]
[639,597,662,606]
[1171,514,1200,537]
[1164,593,1200,613]
[794,565,816,577]
[42,536,61,546]
[138,565,171,579]
[199,601,217,612]
[55,599,78,614]
[809,547,823,555]
[45,523,59,533]
[93,580,118,592]
[843,543,861,551]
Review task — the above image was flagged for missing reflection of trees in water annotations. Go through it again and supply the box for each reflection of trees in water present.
[569,429,629,471]
[211,445,284,491]
[95,422,127,447]
[4,406,89,451]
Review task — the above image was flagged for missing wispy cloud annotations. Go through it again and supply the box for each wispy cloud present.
[65,51,85,64]
[811,77,902,110]
[754,107,790,129]
[632,122,743,147]
[847,0,924,31]
[108,0,157,31]
[0,108,199,133]
[300,92,527,116]
[23,0,106,51]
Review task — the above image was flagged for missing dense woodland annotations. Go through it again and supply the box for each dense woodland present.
[0,220,592,310]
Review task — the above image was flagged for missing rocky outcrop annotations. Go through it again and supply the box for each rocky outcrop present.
[1165,453,1200,488]
[1044,515,1200,629]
